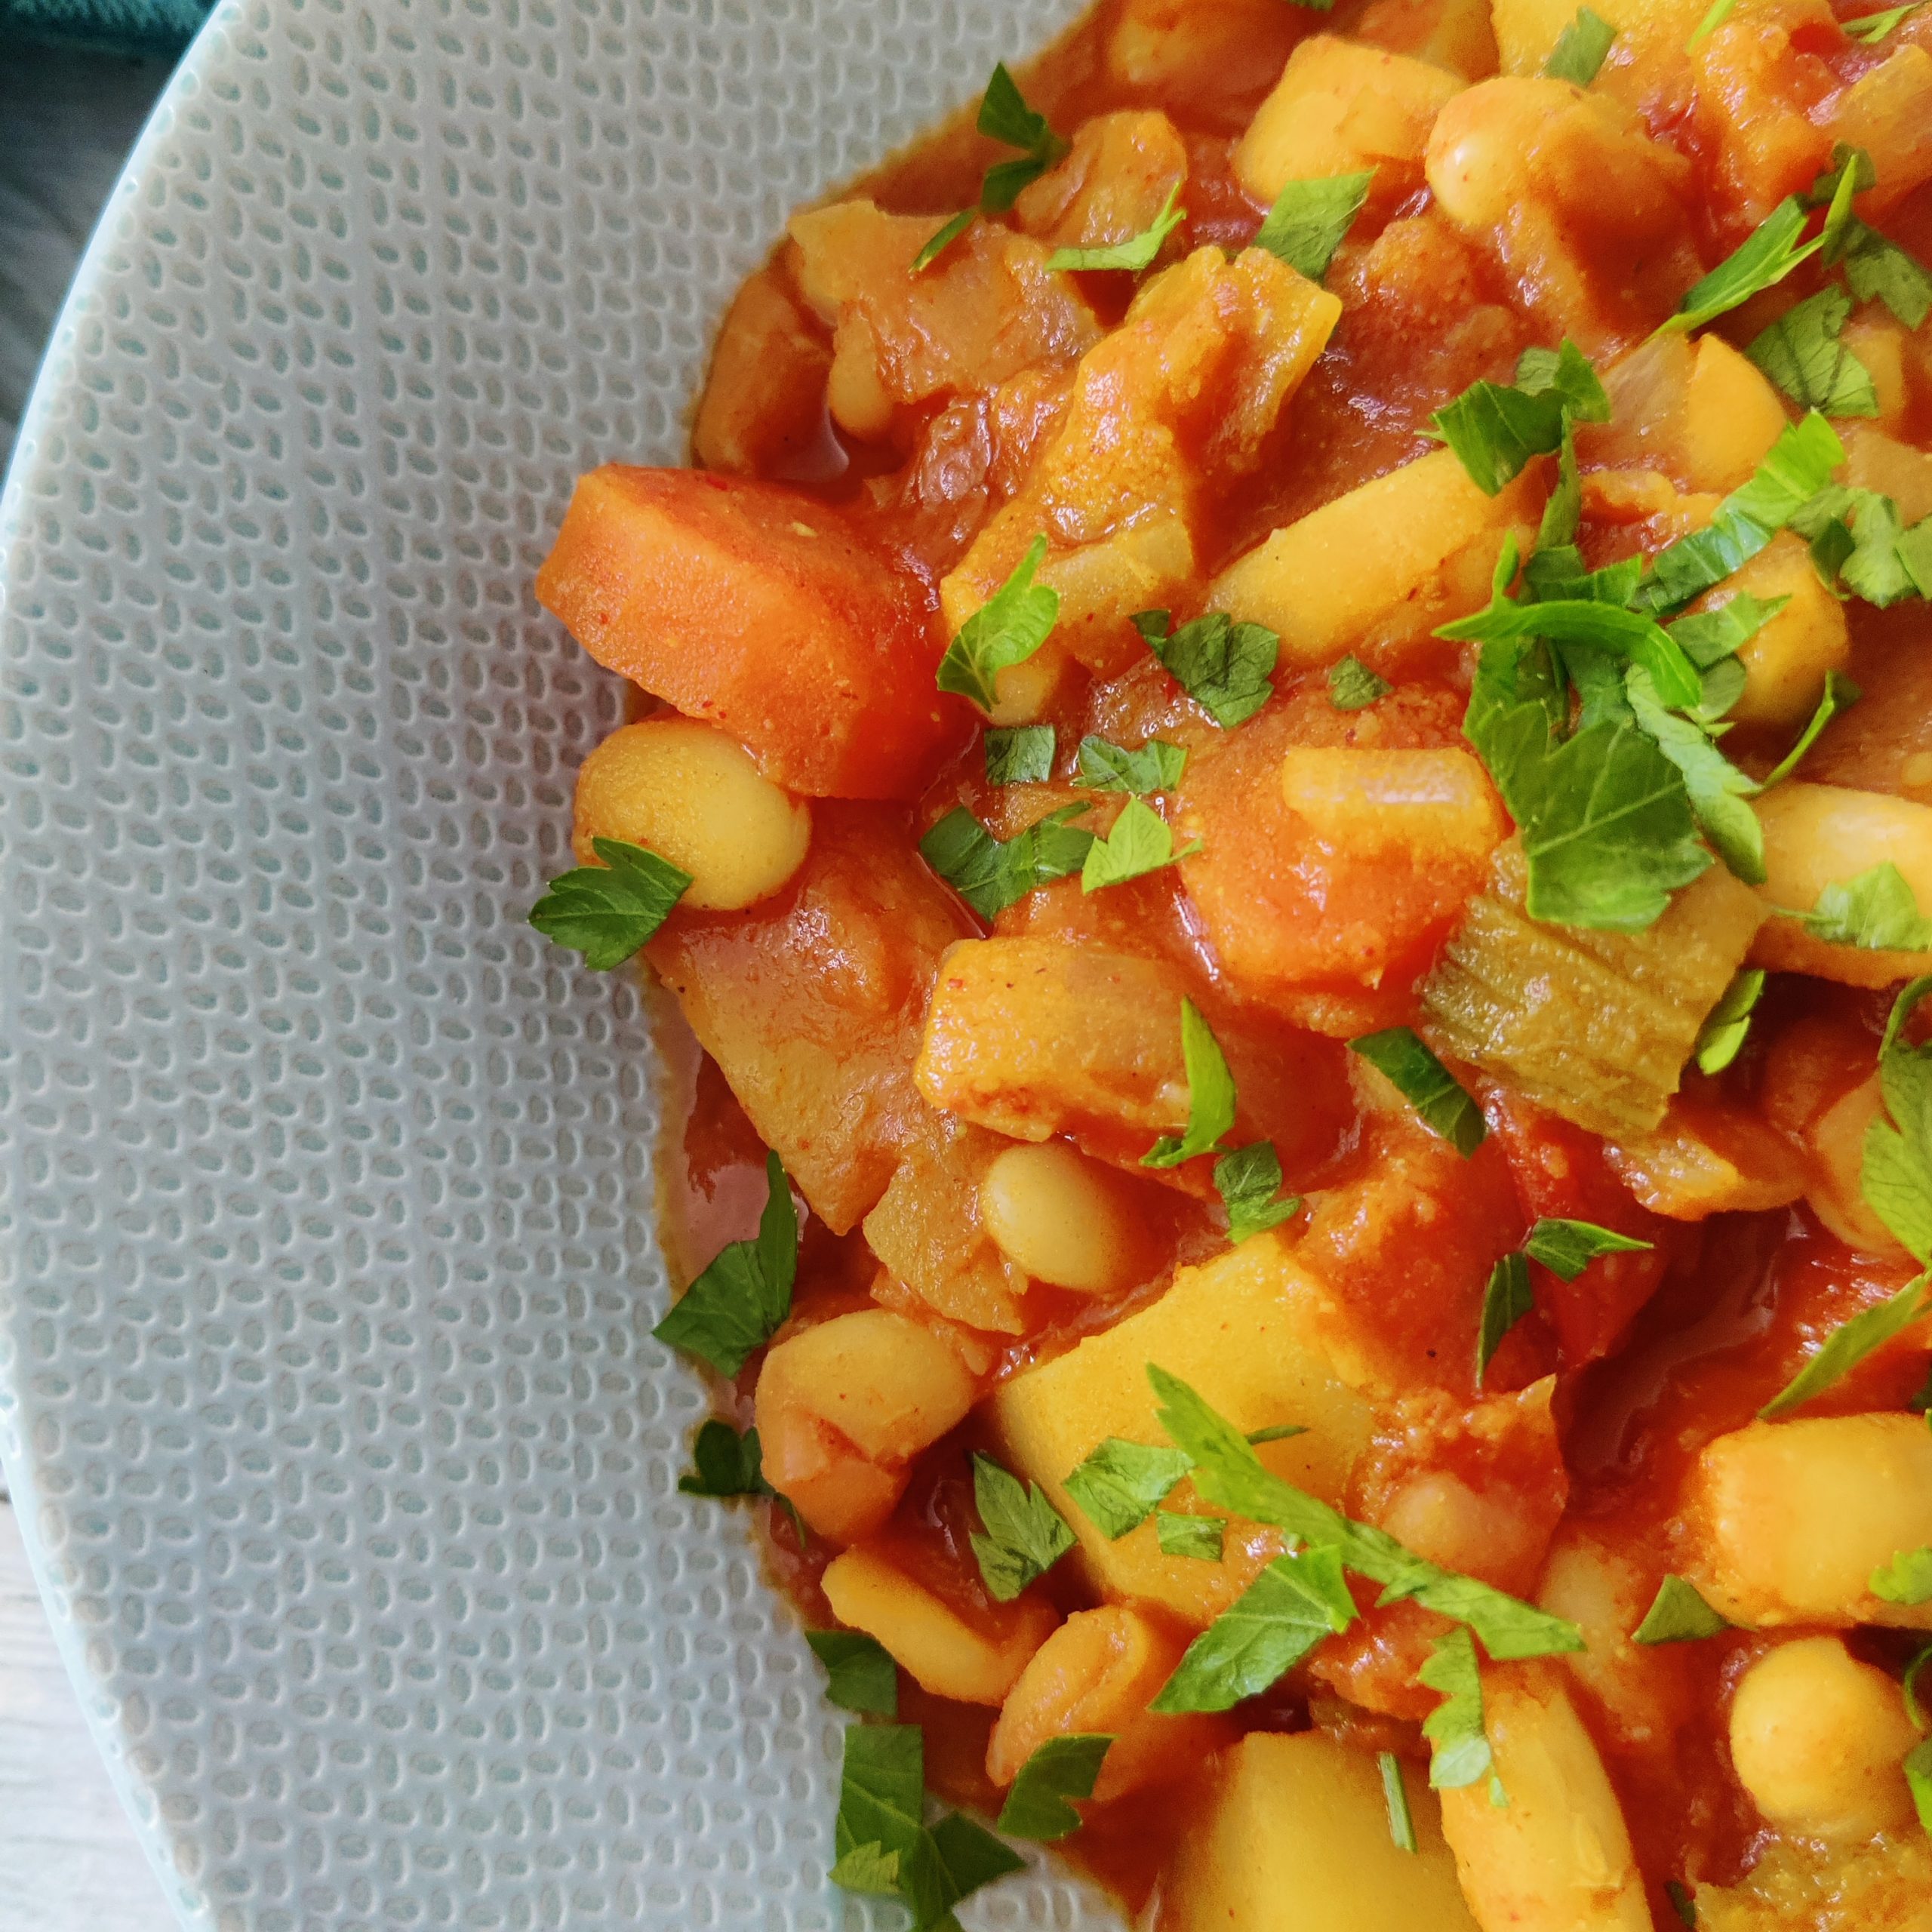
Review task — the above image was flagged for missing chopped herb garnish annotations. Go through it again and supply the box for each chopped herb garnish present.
[1149,1366,1585,1660]
[1667,591,1789,668]
[1841,223,1932,329]
[1845,3,1925,38]
[1074,734,1187,793]
[530,836,692,970]
[1149,1546,1358,1713]
[1524,1217,1654,1281]
[808,1631,900,1716]
[678,1418,772,1498]
[1328,654,1392,710]
[1661,183,1844,335]
[1685,0,1737,46]
[1871,1546,1932,1605]
[970,1452,1077,1601]
[1762,670,1860,787]
[1156,1511,1226,1561]
[1214,1140,1301,1242]
[919,804,1094,921]
[1746,285,1879,418]
[1081,796,1201,893]
[1695,968,1767,1075]
[912,208,978,272]
[1908,1643,1932,1724]
[1623,665,1765,883]
[1134,608,1279,728]
[1247,1424,1307,1445]
[652,1151,797,1377]
[1252,171,1372,281]
[1063,1437,1193,1540]
[1420,1627,1500,1794]
[984,724,1056,785]
[1761,1276,1928,1417]
[1144,998,1238,1168]
[1543,5,1616,82]
[1907,1740,1932,1835]
[1667,1878,1700,1928]
[1476,1251,1534,1387]
[1380,1751,1420,1852]
[1048,185,1184,273]
[937,534,1060,711]
[1793,863,1932,952]
[1350,1027,1488,1155]
[1803,488,1932,608]
[1430,340,1609,496]
[996,1734,1114,1839]
[915,64,1071,268]
[1634,1574,1733,1644]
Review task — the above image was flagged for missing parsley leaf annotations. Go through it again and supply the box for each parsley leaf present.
[1477,1251,1534,1387]
[1667,591,1789,667]
[1804,489,1932,608]
[1633,1574,1733,1643]
[1624,665,1765,882]
[1842,221,1932,328]
[996,1735,1113,1839]
[1252,172,1372,281]
[1430,340,1609,495]
[1695,968,1767,1075]
[1667,1880,1700,1928]
[977,62,1069,205]
[828,1838,903,1896]
[1157,1511,1226,1560]
[913,208,979,272]
[1214,1140,1301,1242]
[1134,608,1278,728]
[1863,978,1932,1261]
[1762,670,1860,788]
[808,1631,899,1716]
[1380,1752,1420,1853]
[1144,998,1238,1168]
[678,1419,772,1498]
[1907,1740,1932,1835]
[1746,286,1880,418]
[1544,5,1616,82]
[1845,0,1925,35]
[1524,1217,1654,1281]
[1048,185,1184,273]
[652,1151,797,1377]
[937,534,1060,710]
[1148,1366,1586,1660]
[1149,1547,1358,1713]
[919,804,1094,921]
[1074,734,1187,793]
[1420,1628,1499,1792]
[1871,1547,1932,1606]
[1661,192,1833,336]
[1686,0,1737,46]
[985,724,1055,785]
[1081,796,1201,893]
[1063,1438,1193,1540]
[971,1453,1076,1601]
[1760,1278,1928,1417]
[530,837,692,970]
[1350,1027,1487,1155]
[1328,654,1392,710]
[1795,863,1932,952]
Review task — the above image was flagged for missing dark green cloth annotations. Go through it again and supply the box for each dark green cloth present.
[0,0,211,54]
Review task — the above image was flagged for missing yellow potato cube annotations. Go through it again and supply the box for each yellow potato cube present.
[1715,536,1852,731]
[1840,315,1909,429]
[1211,448,1541,666]
[1845,422,1932,522]
[1681,337,1788,494]
[1828,44,1932,213]
[989,1232,1374,1628]
[1280,746,1506,860]
[1166,1733,1475,1932]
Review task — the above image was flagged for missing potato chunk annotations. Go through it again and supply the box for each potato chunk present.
[1682,1414,1932,1632]
[1166,1734,1476,1932]
[1233,35,1463,209]
[691,266,833,477]
[536,468,957,798]
[1827,43,1932,213]
[1014,110,1189,257]
[989,1232,1374,1628]
[1710,534,1852,731]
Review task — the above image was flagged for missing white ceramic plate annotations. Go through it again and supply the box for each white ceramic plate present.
[0,2,1118,1925]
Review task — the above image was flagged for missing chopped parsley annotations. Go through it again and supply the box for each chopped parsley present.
[1063,1437,1193,1540]
[1420,1628,1500,1798]
[1080,796,1201,892]
[1134,608,1278,728]
[1144,998,1238,1168]
[1524,1217,1655,1280]
[1795,863,1932,952]
[1380,1752,1420,1853]
[1761,1276,1928,1418]
[1685,0,1737,46]
[970,1453,1076,1601]
[530,836,692,969]
[915,64,1069,269]
[678,1419,772,1499]
[1696,968,1767,1075]
[1633,1574,1733,1644]
[1844,1,1926,38]
[1801,488,1932,608]
[1149,1546,1358,1713]
[1662,174,1854,335]
[1871,1547,1932,1606]
[808,1631,899,1716]
[1073,734,1187,793]
[1908,1740,1932,1835]
[1667,591,1789,668]
[1328,654,1392,710]
[1668,1879,1700,1928]
[1350,1027,1488,1155]
[912,209,977,272]
[1476,1251,1534,1387]
[1543,5,1615,82]
[919,803,1094,921]
[996,1734,1114,1839]
[1623,666,1764,883]
[1430,341,1609,496]
[1746,286,1879,418]
[652,1151,797,1377]
[1252,172,1372,281]
[1048,185,1184,274]
[1156,1511,1226,1561]
[1762,670,1860,788]
[984,724,1055,785]
[937,534,1060,711]
[1214,1140,1301,1242]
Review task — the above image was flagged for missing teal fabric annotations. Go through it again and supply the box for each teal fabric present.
[0,0,211,54]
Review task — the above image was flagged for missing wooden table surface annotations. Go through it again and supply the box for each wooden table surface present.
[2,42,181,1932]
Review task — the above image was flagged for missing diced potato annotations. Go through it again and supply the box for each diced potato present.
[755,1311,977,1542]
[535,468,957,799]
[1166,1733,1477,1932]
[1681,336,1789,494]
[1828,44,1932,212]
[1280,747,1506,860]
[1695,1833,1932,1932]
[1804,611,1932,805]
[1841,314,1910,430]
[1752,783,1932,989]
[1690,8,1838,227]
[650,806,968,1232]
[979,1143,1146,1297]
[1438,1665,1651,1932]
[691,266,833,477]
[1730,1637,1922,1844]
[1211,448,1541,666]
[1605,1097,1807,1220]
[1014,110,1189,255]
[1353,0,1500,84]
[1683,1415,1932,1631]
[1715,534,1852,731]
[1844,422,1932,524]
[862,1115,1030,1336]
[986,1604,1226,1801]
[989,1231,1375,1628]
[1537,1531,1691,1751]
[820,1543,1057,1704]
[573,718,811,911]
[1106,0,1302,102]
[1421,842,1766,1141]
[1232,36,1463,208]
[1490,0,1705,83]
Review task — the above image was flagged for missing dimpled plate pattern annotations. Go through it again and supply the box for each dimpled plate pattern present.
[0,0,1124,1926]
